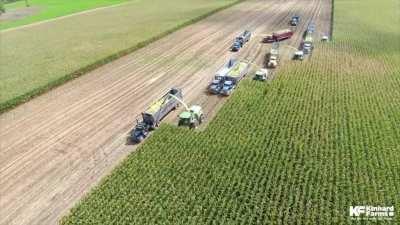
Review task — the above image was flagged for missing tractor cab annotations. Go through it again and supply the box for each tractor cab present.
[293,50,304,60]
[130,121,150,143]
[221,80,235,95]
[253,69,268,81]
[178,111,192,126]
[208,79,223,94]
[231,41,242,52]
[178,105,203,129]
[290,15,300,26]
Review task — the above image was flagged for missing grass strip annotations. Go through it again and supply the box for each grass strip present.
[330,0,334,39]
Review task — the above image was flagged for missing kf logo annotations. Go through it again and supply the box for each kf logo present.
[350,206,365,217]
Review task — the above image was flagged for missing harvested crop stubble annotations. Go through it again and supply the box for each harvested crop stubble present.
[0,0,238,113]
[62,0,400,224]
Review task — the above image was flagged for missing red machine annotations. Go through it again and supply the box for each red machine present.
[263,29,293,43]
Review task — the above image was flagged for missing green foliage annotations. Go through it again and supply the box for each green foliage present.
[1,0,130,30]
[62,0,400,224]
[0,0,239,113]
[0,1,5,14]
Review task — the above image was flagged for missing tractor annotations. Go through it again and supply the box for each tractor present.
[178,105,204,129]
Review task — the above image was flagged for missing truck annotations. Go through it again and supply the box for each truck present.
[290,15,300,26]
[178,105,204,129]
[231,30,251,52]
[208,59,237,94]
[238,30,251,43]
[302,35,314,54]
[220,61,249,96]
[253,68,269,81]
[263,29,293,43]
[267,43,279,68]
[130,121,150,143]
[306,22,316,34]
[130,88,182,143]
[231,39,242,52]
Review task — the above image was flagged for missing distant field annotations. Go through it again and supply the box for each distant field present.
[62,0,400,224]
[0,0,237,111]
[0,0,130,30]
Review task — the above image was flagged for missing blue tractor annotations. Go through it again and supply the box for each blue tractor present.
[230,30,251,52]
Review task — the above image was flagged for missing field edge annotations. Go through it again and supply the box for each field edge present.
[0,0,244,114]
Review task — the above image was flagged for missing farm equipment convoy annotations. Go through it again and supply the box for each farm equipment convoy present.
[220,61,250,96]
[267,43,280,68]
[130,88,182,143]
[231,30,252,52]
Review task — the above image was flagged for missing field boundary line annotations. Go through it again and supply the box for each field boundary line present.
[0,1,137,33]
[330,0,334,38]
[0,0,245,114]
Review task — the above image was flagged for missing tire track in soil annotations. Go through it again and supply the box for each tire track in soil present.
[1,0,272,224]
[0,1,332,225]
[0,1,268,188]
[173,0,323,126]
[0,1,268,175]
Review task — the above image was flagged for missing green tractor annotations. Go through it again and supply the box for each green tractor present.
[178,105,204,129]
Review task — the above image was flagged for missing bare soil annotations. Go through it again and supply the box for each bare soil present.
[0,0,331,224]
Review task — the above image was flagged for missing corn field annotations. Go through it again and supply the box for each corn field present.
[62,0,400,224]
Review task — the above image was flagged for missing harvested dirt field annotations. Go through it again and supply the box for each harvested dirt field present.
[0,0,331,224]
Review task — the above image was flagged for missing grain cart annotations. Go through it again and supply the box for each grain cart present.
[208,59,237,94]
[306,22,316,35]
[130,88,182,143]
[220,61,249,96]
[267,43,279,68]
[143,88,182,129]
[240,30,252,42]
[302,35,314,54]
